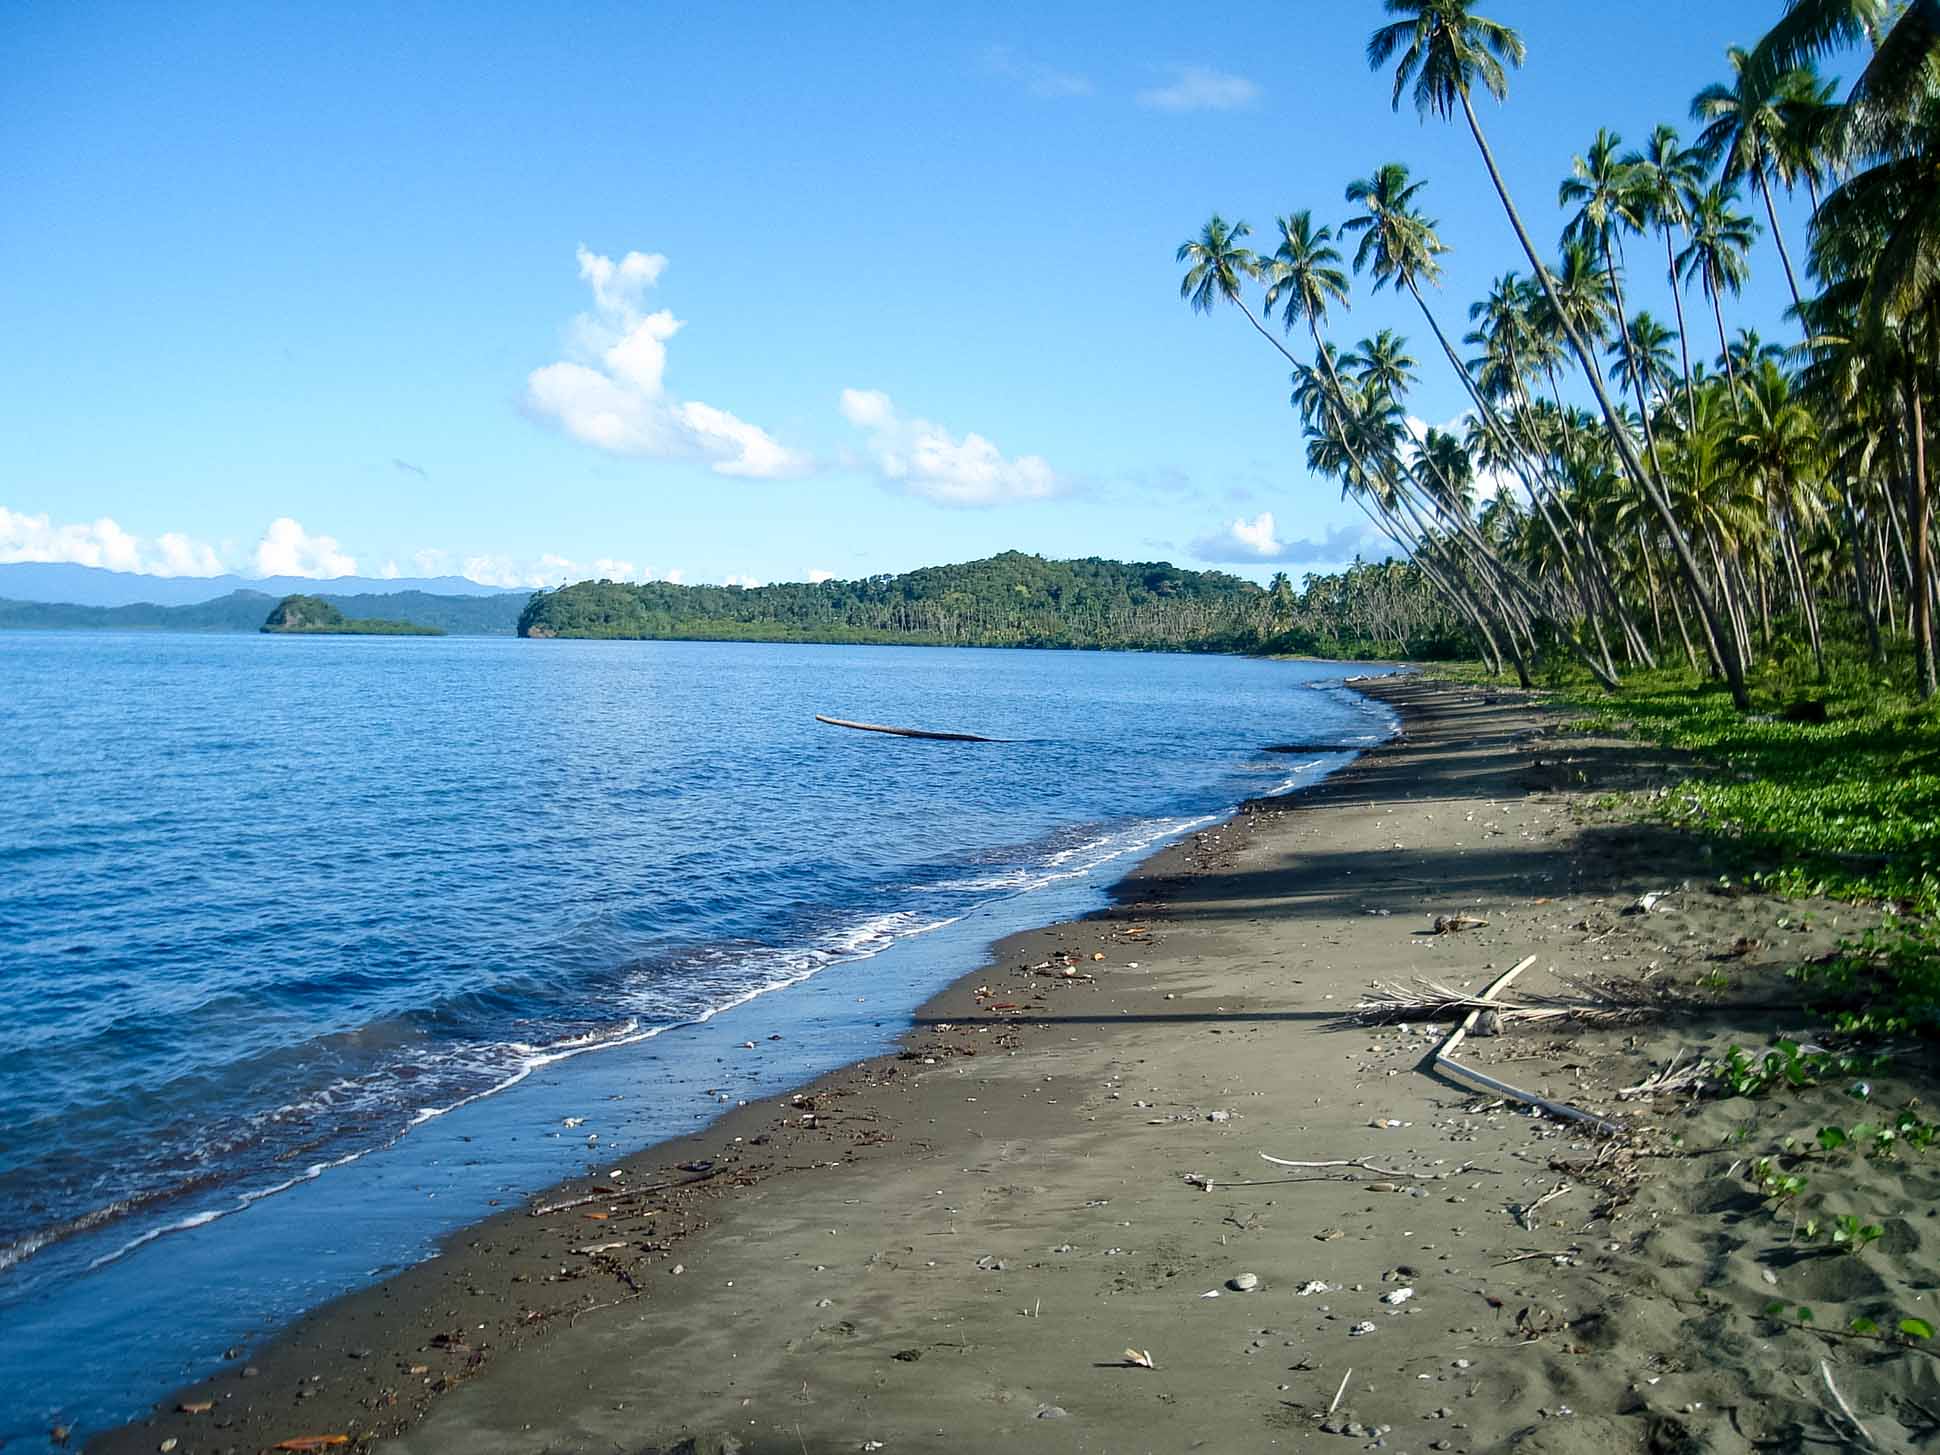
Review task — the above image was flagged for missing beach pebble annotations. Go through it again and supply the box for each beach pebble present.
[1380,1287,1415,1306]
[1035,1405,1070,1420]
[1349,1320,1378,1336]
[1207,1109,1232,1123]
[160,1441,177,1453]
[1228,1272,1260,1292]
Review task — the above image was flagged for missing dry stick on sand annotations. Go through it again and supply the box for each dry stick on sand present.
[1819,1359,1877,1448]
[1255,1156,1457,1181]
[1329,1368,1353,1416]
[1518,1182,1573,1232]
[1430,956,1628,1137]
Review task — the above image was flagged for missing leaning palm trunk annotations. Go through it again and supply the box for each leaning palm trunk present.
[1456,89,1752,709]
[1307,339,1525,679]
[1904,365,1937,697]
[1395,277,1623,686]
[1661,225,1700,430]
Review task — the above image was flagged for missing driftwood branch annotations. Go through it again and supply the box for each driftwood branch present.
[815,715,1001,743]
[1430,956,1627,1137]
[1256,1155,1457,1181]
[1819,1359,1877,1448]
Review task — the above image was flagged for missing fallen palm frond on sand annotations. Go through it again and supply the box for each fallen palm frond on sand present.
[1346,973,1657,1028]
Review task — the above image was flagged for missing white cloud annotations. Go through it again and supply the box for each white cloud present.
[1137,66,1260,112]
[838,388,1061,507]
[525,246,812,480]
[807,568,836,583]
[253,517,357,579]
[984,46,1093,99]
[1190,511,1369,564]
[0,506,223,576]
[721,573,764,588]
[663,568,685,585]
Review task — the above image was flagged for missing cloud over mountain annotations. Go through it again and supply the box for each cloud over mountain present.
[839,389,1060,507]
[1191,512,1369,565]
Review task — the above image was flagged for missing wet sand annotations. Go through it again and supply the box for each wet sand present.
[98,674,1937,1454]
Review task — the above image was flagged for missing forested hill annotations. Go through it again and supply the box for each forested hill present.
[516,551,1465,657]
[518,553,1259,649]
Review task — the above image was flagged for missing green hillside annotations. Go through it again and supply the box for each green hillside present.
[0,589,527,635]
[260,594,444,635]
[518,552,1270,651]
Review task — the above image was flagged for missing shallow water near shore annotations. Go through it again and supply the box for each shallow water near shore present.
[0,632,1393,1438]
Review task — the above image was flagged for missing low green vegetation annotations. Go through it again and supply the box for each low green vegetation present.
[261,594,444,636]
[517,550,1471,658]
[1473,650,1939,1038]
[1513,652,1939,1033]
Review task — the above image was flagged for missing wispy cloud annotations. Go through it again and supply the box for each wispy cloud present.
[1190,512,1368,565]
[0,505,224,577]
[452,552,692,590]
[525,247,813,480]
[1137,65,1260,113]
[838,388,1061,507]
[391,457,428,479]
[983,45,1093,99]
[807,568,837,583]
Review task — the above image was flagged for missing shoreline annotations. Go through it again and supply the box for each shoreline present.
[94,672,1927,1453]
[79,669,1407,1452]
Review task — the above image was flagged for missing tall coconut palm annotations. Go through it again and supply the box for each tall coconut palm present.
[1623,125,1708,424]
[1691,47,1821,326]
[1368,0,1750,706]
[1812,98,1940,694]
[1750,0,1936,152]
[1608,312,1680,407]
[1176,215,1300,368]
[1263,211,1352,347]
[1732,358,1828,676]
[1676,184,1761,405]
[1261,210,1371,483]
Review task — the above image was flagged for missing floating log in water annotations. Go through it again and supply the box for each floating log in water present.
[815,714,1002,743]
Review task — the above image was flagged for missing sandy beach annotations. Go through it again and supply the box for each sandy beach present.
[97,673,1939,1454]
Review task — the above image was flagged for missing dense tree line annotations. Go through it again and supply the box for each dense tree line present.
[517,550,1468,659]
[1179,0,1940,705]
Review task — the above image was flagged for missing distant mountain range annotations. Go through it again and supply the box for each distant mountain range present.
[0,587,529,636]
[0,561,521,608]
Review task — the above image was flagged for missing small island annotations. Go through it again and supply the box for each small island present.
[260,594,444,636]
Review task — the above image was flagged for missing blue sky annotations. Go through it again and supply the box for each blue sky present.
[2,1,1814,589]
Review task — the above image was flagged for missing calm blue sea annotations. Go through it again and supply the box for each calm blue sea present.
[0,632,1394,1439]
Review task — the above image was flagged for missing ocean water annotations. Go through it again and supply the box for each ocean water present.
[0,632,1394,1438]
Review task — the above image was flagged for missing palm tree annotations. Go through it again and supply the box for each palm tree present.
[1691,47,1821,326]
[1732,358,1828,676]
[1176,215,1300,367]
[1608,312,1679,405]
[1623,125,1707,424]
[1263,211,1352,347]
[1811,98,1940,695]
[1368,0,1750,706]
[1676,184,1760,406]
[1750,0,1936,152]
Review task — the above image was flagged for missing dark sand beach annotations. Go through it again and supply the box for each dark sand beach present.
[98,675,1938,1454]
